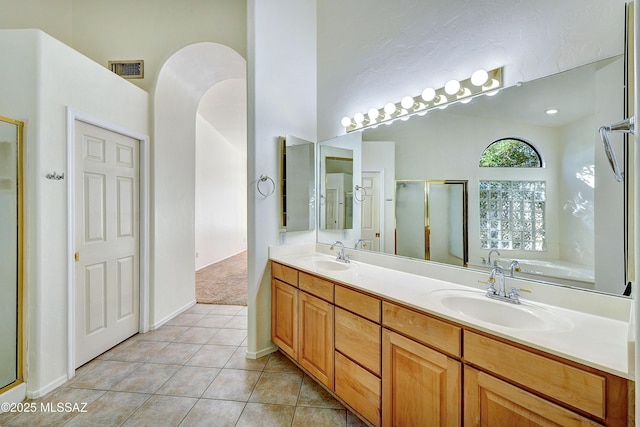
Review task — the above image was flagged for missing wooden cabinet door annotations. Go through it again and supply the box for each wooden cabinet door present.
[382,329,460,427]
[464,366,601,427]
[299,291,335,390]
[271,279,298,359]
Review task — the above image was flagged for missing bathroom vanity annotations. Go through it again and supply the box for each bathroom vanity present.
[269,246,633,427]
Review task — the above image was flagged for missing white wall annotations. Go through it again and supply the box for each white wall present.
[247,0,317,357]
[195,113,247,270]
[317,0,627,141]
[0,29,148,398]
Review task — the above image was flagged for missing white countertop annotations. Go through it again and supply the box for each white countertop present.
[269,245,634,380]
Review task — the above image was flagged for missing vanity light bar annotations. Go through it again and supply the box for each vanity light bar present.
[341,67,503,133]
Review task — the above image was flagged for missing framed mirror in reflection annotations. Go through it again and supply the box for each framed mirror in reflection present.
[318,55,629,297]
[281,134,315,232]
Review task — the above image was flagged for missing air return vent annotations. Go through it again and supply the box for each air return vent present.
[108,60,144,79]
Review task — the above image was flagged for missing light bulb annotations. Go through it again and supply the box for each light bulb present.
[384,102,397,115]
[444,79,461,95]
[471,69,489,86]
[354,112,365,124]
[486,90,499,97]
[341,116,352,127]
[421,88,436,102]
[368,108,380,120]
[401,96,415,109]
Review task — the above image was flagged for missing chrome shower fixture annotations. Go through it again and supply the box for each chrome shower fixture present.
[597,116,635,182]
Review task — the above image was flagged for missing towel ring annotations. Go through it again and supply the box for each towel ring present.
[257,174,275,197]
[354,185,367,202]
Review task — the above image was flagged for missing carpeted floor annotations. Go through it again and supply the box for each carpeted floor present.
[195,251,247,306]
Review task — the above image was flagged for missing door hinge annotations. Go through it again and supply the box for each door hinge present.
[74,252,80,262]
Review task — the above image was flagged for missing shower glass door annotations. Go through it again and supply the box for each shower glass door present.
[0,116,23,392]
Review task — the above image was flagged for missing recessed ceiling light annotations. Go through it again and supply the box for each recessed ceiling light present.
[545,109,559,115]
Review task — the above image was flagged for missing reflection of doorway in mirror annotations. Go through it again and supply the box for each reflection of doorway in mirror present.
[361,172,381,251]
[326,188,338,229]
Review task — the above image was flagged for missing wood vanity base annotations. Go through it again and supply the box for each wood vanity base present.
[271,261,633,427]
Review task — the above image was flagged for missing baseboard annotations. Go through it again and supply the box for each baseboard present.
[151,300,196,330]
[0,382,26,404]
[245,345,278,360]
[195,249,247,272]
[26,374,67,399]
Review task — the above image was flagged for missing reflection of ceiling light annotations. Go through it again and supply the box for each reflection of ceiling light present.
[546,109,559,115]
[341,67,504,132]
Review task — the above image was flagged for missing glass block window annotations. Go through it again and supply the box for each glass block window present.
[479,181,546,251]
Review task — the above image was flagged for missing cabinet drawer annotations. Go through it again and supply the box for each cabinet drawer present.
[335,307,381,376]
[335,351,381,427]
[464,331,607,419]
[382,302,461,357]
[299,272,334,302]
[335,285,380,323]
[271,262,298,287]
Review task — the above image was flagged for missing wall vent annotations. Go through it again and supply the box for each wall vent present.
[108,60,144,79]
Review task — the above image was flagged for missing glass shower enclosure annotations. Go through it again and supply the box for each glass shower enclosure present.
[0,116,23,393]
[394,180,468,266]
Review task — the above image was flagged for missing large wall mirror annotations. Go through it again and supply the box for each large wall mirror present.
[318,55,630,297]
[0,116,23,392]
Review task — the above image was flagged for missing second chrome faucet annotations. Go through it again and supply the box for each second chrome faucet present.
[330,241,351,263]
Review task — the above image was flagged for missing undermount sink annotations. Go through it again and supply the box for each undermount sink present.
[298,256,355,272]
[430,289,572,332]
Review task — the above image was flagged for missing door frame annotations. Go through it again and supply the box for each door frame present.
[362,169,385,251]
[66,108,150,379]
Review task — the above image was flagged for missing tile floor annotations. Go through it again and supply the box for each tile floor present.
[0,304,367,427]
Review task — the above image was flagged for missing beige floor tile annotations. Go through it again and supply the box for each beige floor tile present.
[137,325,190,342]
[179,399,245,427]
[224,347,270,371]
[69,360,142,390]
[112,364,179,394]
[149,342,203,365]
[173,327,219,344]
[297,375,344,409]
[235,402,296,427]
[164,313,206,327]
[208,328,247,346]
[186,344,237,368]
[347,410,370,427]
[236,306,248,316]
[121,395,197,427]
[194,315,235,328]
[183,304,218,315]
[207,305,244,316]
[223,315,247,330]
[292,406,347,427]
[95,337,137,361]
[249,371,303,406]
[62,391,150,427]
[264,351,302,373]
[107,340,169,363]
[202,369,261,401]
[156,366,220,398]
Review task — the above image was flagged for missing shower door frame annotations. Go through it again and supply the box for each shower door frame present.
[0,115,24,395]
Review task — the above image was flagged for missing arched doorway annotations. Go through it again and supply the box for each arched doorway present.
[153,43,247,320]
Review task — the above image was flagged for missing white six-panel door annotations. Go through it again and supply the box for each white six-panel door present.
[74,120,139,367]
[361,172,381,251]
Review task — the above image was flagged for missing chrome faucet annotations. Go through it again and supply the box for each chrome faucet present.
[354,239,367,250]
[509,260,521,278]
[330,241,350,263]
[487,249,501,267]
[486,265,520,304]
